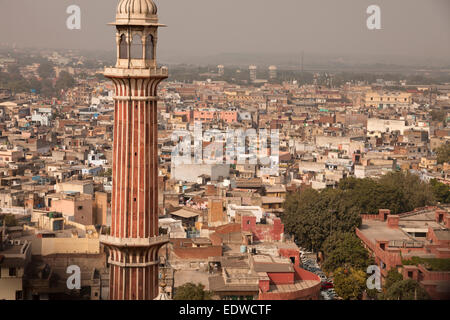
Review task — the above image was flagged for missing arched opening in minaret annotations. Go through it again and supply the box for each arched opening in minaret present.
[130,34,143,59]
[119,34,128,59]
[145,35,154,60]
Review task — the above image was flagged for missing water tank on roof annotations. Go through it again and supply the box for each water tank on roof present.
[240,245,247,253]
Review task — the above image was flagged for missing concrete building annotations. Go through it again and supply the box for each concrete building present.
[171,163,230,183]
[363,91,412,108]
[49,193,93,225]
[55,180,94,196]
[217,65,224,77]
[0,228,32,300]
[249,65,257,82]
[208,252,321,300]
[268,65,277,80]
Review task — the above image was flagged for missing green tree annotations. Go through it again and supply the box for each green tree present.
[322,232,372,273]
[173,283,212,300]
[436,144,450,164]
[38,61,55,79]
[55,71,76,92]
[431,109,447,123]
[384,269,404,291]
[383,279,430,300]
[333,267,367,300]
[377,171,435,213]
[282,188,361,251]
[0,214,17,227]
[282,173,436,252]
[430,179,450,203]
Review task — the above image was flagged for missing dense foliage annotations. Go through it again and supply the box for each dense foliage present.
[333,267,367,300]
[0,60,76,98]
[436,144,450,164]
[0,214,17,227]
[173,283,212,300]
[282,171,435,251]
[55,71,76,92]
[321,233,372,273]
[430,179,450,204]
[283,188,361,251]
[402,257,450,272]
[383,279,430,300]
[383,269,404,291]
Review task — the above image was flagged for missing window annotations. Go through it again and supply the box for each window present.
[15,291,23,300]
[145,35,154,60]
[9,267,17,277]
[119,34,128,59]
[130,34,143,59]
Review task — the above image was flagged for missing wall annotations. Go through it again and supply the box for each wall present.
[172,246,222,260]
[267,272,294,285]
[31,237,100,256]
[242,216,284,242]
[0,277,22,300]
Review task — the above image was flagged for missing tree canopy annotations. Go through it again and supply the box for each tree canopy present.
[173,283,212,300]
[37,61,55,79]
[321,232,372,273]
[383,269,404,291]
[282,188,361,251]
[436,144,450,164]
[333,267,367,300]
[430,179,450,204]
[55,71,76,92]
[0,214,17,227]
[383,279,430,300]
[282,171,435,251]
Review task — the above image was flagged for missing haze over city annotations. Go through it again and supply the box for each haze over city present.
[1,0,450,66]
[0,0,449,305]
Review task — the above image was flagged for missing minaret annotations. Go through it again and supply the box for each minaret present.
[100,0,169,300]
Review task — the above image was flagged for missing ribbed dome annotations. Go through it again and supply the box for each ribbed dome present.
[113,0,163,26]
[117,0,157,16]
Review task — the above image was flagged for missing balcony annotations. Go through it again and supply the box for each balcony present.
[100,234,169,248]
[104,67,168,79]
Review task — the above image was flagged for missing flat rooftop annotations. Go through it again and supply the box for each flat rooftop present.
[269,280,319,294]
[358,219,411,243]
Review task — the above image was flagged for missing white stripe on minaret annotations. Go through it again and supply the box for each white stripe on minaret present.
[130,83,135,238]
[143,101,147,238]
[137,99,141,238]
[119,96,125,237]
[124,97,130,237]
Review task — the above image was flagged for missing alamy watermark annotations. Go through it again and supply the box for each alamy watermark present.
[366,5,381,30]
[366,265,382,291]
[66,5,81,30]
[66,265,81,290]
[171,122,280,175]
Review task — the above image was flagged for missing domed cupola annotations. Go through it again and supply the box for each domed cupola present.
[114,0,161,26]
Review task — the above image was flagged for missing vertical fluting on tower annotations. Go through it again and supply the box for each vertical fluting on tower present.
[100,0,169,300]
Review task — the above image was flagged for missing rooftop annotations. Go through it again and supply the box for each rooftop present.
[358,219,411,243]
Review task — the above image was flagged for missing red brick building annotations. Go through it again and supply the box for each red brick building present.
[357,207,450,299]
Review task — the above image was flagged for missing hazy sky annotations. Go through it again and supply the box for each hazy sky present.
[0,0,449,64]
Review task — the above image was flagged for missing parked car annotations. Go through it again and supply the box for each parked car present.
[321,282,334,290]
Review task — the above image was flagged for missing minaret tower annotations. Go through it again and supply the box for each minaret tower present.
[100,0,169,300]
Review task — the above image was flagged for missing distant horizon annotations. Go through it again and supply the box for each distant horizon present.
[0,0,449,67]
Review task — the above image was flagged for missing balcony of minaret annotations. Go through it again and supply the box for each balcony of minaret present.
[114,29,159,69]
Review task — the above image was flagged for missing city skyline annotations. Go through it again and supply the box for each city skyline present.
[0,0,449,66]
